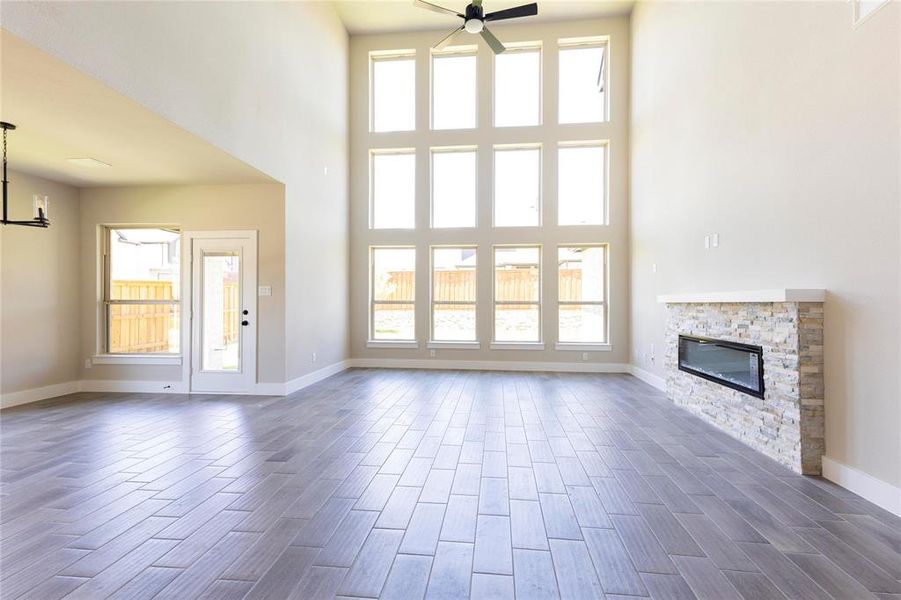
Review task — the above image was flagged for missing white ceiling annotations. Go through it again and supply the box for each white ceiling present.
[0,31,274,188]
[332,0,634,35]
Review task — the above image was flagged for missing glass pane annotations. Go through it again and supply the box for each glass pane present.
[109,304,180,353]
[494,148,540,227]
[495,304,540,342]
[372,56,415,132]
[109,228,180,300]
[558,246,605,302]
[495,247,539,302]
[434,304,476,341]
[202,253,240,371]
[433,247,476,302]
[372,152,415,229]
[374,303,415,340]
[432,52,476,130]
[433,150,476,228]
[559,304,606,343]
[558,145,606,225]
[373,248,415,302]
[559,45,605,124]
[495,48,540,127]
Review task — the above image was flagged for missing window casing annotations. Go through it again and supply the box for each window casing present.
[494,246,541,343]
[431,247,477,341]
[558,245,607,344]
[431,46,477,130]
[370,247,416,341]
[370,50,416,133]
[103,226,181,354]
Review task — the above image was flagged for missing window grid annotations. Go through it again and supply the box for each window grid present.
[493,42,542,128]
[557,245,608,344]
[431,246,478,342]
[558,37,609,124]
[370,148,416,230]
[558,141,608,226]
[370,247,416,342]
[431,146,478,229]
[493,245,542,343]
[431,46,478,131]
[370,50,416,133]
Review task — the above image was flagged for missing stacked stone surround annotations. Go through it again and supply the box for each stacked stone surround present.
[665,302,824,475]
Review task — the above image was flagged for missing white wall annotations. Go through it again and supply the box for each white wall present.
[630,1,900,488]
[349,18,631,368]
[2,0,350,381]
[0,170,81,394]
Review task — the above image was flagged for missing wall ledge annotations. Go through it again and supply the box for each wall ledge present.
[657,288,826,304]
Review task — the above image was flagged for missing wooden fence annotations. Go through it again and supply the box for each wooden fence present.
[109,280,238,353]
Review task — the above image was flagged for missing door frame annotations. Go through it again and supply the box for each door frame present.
[183,230,258,394]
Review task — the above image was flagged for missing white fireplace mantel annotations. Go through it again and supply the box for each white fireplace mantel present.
[657,288,826,304]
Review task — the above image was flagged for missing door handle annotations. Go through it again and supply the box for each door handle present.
[242,320,249,326]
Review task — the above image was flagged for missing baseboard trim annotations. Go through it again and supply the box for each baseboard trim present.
[80,380,188,394]
[628,364,667,392]
[283,360,353,395]
[348,358,632,373]
[822,456,901,517]
[0,381,82,409]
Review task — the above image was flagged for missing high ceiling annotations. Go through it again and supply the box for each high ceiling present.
[0,31,274,188]
[332,0,634,35]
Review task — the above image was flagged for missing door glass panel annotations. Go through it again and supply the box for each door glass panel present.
[202,252,240,371]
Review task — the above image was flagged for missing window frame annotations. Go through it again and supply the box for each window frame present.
[492,41,543,128]
[430,45,478,131]
[556,244,610,348]
[430,246,478,345]
[492,143,543,228]
[100,225,182,358]
[431,145,478,229]
[557,36,609,125]
[492,244,543,347]
[369,49,417,133]
[557,140,609,226]
[369,246,417,344]
[370,148,417,230]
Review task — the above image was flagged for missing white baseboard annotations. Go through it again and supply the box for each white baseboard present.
[629,364,667,392]
[80,379,188,394]
[348,358,632,373]
[283,360,353,395]
[0,381,82,409]
[822,456,901,517]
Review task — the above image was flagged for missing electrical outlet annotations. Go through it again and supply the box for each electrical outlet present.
[311,352,317,364]
[258,285,272,297]
[85,358,92,369]
[649,343,656,364]
[704,235,710,249]
[430,349,436,358]
[581,352,589,361]
[711,233,719,247]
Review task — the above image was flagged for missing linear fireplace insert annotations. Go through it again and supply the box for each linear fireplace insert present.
[678,335,764,398]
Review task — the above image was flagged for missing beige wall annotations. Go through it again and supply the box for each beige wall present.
[3,1,350,381]
[78,184,286,385]
[630,1,900,486]
[349,18,631,366]
[0,170,81,393]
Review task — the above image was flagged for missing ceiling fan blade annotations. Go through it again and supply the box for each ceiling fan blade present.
[414,0,463,17]
[485,2,538,21]
[434,26,465,50]
[480,27,506,54]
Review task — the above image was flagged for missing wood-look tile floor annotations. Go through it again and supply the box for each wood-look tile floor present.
[2,369,900,600]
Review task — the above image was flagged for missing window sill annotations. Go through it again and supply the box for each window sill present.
[489,342,545,351]
[555,343,612,352]
[366,341,419,349]
[92,354,182,366]
[427,341,481,350]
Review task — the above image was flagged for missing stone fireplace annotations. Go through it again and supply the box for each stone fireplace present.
[659,289,825,475]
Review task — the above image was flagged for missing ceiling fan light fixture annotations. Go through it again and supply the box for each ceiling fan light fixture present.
[464,18,484,33]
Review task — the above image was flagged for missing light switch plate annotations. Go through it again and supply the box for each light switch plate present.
[258,285,272,296]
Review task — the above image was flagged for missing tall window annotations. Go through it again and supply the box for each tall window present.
[558,143,606,225]
[371,247,416,341]
[494,145,541,227]
[371,149,415,229]
[432,247,477,341]
[494,43,541,127]
[104,227,180,354]
[371,51,416,132]
[559,39,607,124]
[432,47,477,130]
[558,246,607,343]
[432,147,477,228]
[494,246,541,342]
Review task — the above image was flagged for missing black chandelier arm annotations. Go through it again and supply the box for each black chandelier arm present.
[1,120,50,228]
[0,218,50,228]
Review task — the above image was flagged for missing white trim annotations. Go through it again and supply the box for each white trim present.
[81,379,188,394]
[489,342,546,350]
[0,381,81,410]
[427,341,481,350]
[284,360,353,395]
[657,289,826,304]
[350,358,629,373]
[92,354,182,366]
[555,343,612,352]
[822,456,901,517]
[629,364,667,392]
[367,340,420,349]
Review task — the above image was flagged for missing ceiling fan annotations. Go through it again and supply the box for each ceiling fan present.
[414,0,539,54]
